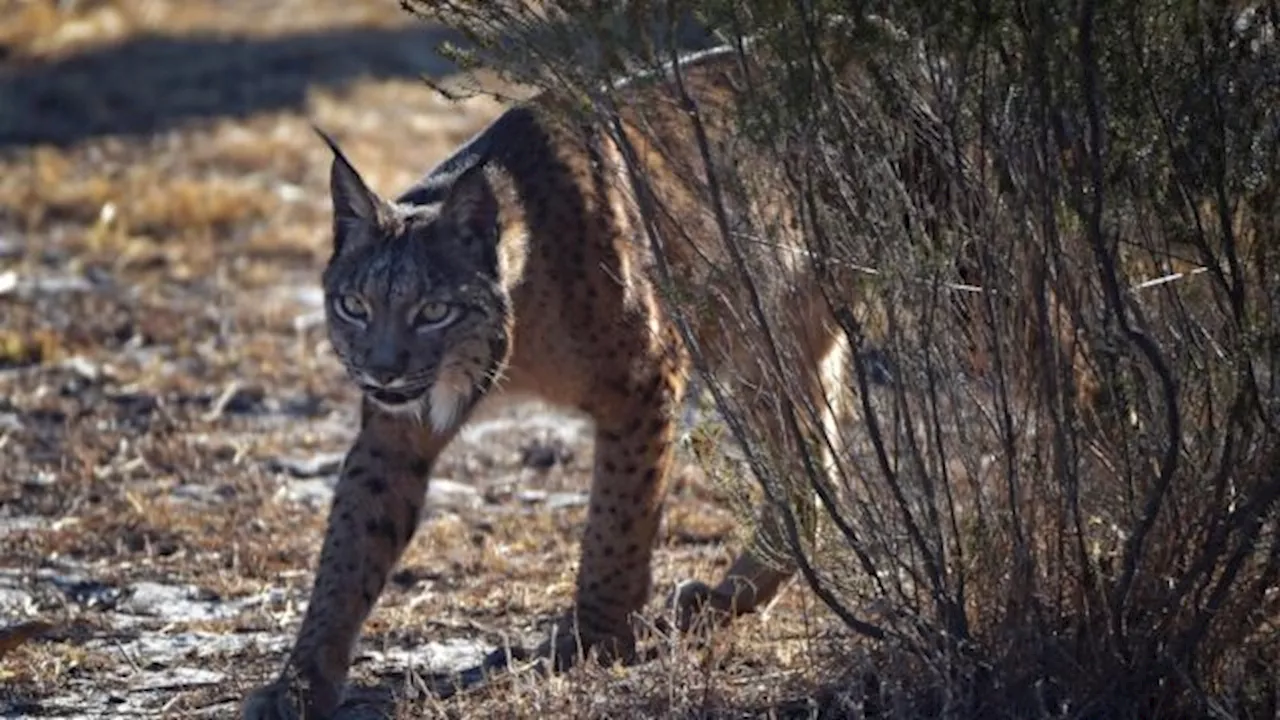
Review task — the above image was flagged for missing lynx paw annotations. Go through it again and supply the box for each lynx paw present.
[241,671,341,720]
[535,620,637,672]
[472,616,637,681]
[241,680,303,720]
[663,579,735,635]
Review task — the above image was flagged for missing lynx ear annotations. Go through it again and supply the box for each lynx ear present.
[315,126,381,252]
[440,160,499,245]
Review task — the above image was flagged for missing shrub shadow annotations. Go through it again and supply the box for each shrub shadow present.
[0,24,463,149]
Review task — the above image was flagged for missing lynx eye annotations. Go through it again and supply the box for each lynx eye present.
[413,302,456,330]
[333,293,370,325]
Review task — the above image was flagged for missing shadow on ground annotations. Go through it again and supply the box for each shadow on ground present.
[0,24,462,149]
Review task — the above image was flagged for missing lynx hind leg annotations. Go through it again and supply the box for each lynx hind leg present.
[539,366,688,669]
[673,326,853,632]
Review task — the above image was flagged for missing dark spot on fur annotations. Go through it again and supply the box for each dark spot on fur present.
[366,517,398,544]
[365,476,387,495]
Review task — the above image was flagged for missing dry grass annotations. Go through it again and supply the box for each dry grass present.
[0,1,851,717]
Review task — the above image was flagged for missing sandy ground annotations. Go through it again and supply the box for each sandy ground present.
[0,2,847,717]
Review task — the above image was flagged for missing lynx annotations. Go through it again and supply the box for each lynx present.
[241,46,852,719]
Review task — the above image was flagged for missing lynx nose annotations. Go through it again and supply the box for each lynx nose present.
[365,344,406,387]
[365,368,401,387]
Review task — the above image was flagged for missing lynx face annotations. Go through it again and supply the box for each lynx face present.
[317,132,511,433]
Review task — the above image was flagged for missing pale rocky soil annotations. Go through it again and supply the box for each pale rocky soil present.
[0,2,853,718]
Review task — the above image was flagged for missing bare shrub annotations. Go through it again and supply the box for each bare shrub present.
[405,1,1279,716]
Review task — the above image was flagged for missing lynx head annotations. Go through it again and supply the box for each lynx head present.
[316,130,511,433]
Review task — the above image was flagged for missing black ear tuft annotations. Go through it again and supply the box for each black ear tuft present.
[440,159,499,247]
[314,125,381,251]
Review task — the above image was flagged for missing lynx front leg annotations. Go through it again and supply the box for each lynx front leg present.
[242,408,450,720]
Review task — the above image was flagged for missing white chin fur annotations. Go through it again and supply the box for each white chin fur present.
[428,381,467,434]
[369,393,426,420]
[365,372,470,434]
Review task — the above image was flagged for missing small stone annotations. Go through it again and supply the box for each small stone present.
[426,478,481,510]
[360,638,488,674]
[32,273,92,294]
[275,478,337,507]
[512,489,586,510]
[22,471,58,489]
[169,483,230,506]
[61,356,105,382]
[546,492,589,510]
[267,453,345,479]
[515,489,548,505]
[276,183,306,204]
[121,582,235,622]
[0,516,46,536]
[0,586,35,615]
